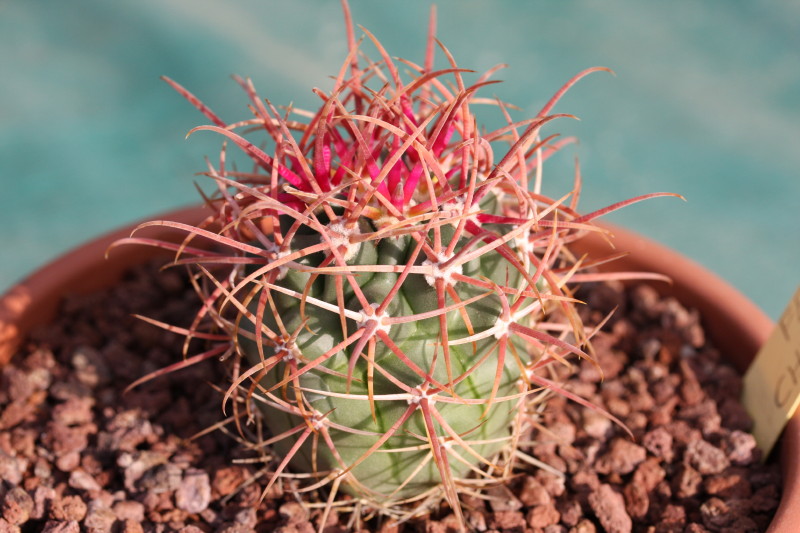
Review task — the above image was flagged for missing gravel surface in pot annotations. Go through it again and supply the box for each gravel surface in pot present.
[0,262,780,532]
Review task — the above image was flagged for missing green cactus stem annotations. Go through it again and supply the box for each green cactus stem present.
[118,2,680,529]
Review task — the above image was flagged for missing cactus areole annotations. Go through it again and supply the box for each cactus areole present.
[120,1,679,525]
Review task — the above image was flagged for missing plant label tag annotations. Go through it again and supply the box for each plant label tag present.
[742,285,800,457]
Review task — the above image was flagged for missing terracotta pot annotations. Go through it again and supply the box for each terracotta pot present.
[0,205,795,531]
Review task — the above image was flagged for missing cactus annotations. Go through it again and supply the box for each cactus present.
[119,2,679,528]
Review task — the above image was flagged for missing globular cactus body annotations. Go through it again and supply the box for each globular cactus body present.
[254,208,528,499]
[120,1,678,527]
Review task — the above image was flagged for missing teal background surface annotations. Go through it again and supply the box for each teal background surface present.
[1,1,798,320]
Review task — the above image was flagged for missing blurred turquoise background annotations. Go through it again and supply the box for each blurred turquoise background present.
[1,1,798,320]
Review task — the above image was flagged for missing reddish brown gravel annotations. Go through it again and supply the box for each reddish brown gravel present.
[0,263,780,532]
